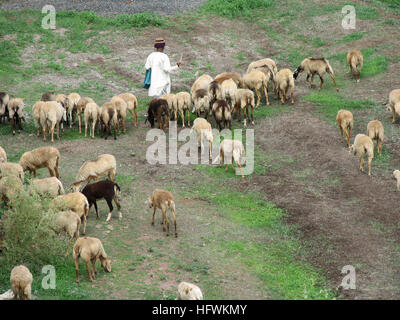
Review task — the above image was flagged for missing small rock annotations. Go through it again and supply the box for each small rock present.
[131,152,136,157]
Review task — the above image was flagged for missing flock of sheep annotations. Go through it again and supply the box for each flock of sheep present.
[0,46,398,300]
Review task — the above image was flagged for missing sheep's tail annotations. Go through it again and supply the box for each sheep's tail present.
[325,60,334,76]
[84,199,89,217]
[114,183,121,196]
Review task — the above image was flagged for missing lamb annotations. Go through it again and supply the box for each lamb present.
[81,180,121,222]
[32,101,45,137]
[393,170,400,191]
[175,92,192,127]
[366,120,384,155]
[349,134,374,176]
[214,72,243,88]
[84,102,100,139]
[99,102,119,140]
[117,92,138,127]
[8,97,25,135]
[275,68,295,105]
[191,118,213,159]
[220,78,237,110]
[218,139,245,179]
[41,92,56,101]
[147,189,178,237]
[233,88,255,128]
[0,162,24,183]
[77,97,95,134]
[347,49,363,83]
[212,99,231,131]
[19,146,60,178]
[146,98,170,130]
[73,236,111,283]
[388,89,400,124]
[177,282,203,300]
[160,93,177,120]
[0,92,9,123]
[0,146,7,163]
[242,70,268,107]
[29,176,65,198]
[72,154,116,192]
[192,89,211,119]
[51,192,89,235]
[40,101,67,142]
[53,210,81,250]
[111,96,128,134]
[10,265,33,300]
[293,57,339,91]
[67,92,81,128]
[336,109,354,149]
[0,176,24,205]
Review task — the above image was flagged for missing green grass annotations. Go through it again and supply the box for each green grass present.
[342,32,365,43]
[200,0,275,18]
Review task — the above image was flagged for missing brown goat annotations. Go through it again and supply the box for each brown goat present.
[147,189,177,237]
[146,98,170,130]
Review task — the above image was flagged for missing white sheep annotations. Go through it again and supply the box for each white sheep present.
[350,134,374,176]
[8,97,25,135]
[29,176,65,198]
[393,170,400,191]
[72,154,116,192]
[32,101,45,137]
[0,162,24,183]
[84,102,100,139]
[19,146,61,178]
[175,92,192,127]
[53,210,81,249]
[40,101,67,142]
[191,118,213,159]
[177,282,203,300]
[0,146,6,163]
[10,265,33,300]
[67,92,81,128]
[217,139,245,179]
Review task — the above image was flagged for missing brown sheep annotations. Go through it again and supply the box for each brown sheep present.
[347,49,363,83]
[160,93,177,121]
[99,102,119,140]
[389,89,400,124]
[242,70,268,107]
[336,109,354,149]
[191,74,213,97]
[19,146,60,178]
[212,99,231,131]
[233,88,255,127]
[275,69,295,105]
[192,89,211,119]
[67,92,81,128]
[175,92,192,127]
[246,58,278,75]
[77,97,95,133]
[220,78,237,110]
[366,120,384,155]
[350,134,374,176]
[214,72,243,88]
[8,98,25,135]
[146,98,170,130]
[10,265,33,300]
[218,139,245,179]
[41,92,56,102]
[147,189,177,237]
[111,96,128,134]
[32,101,45,137]
[117,93,138,127]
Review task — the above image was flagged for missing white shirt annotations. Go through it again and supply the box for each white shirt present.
[145,51,179,97]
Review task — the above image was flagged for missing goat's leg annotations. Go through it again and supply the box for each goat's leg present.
[290,86,294,104]
[86,261,94,281]
[368,157,372,176]
[105,198,114,222]
[51,123,56,143]
[360,156,365,172]
[255,89,261,108]
[378,139,382,155]
[54,165,60,179]
[114,195,122,219]
[151,207,156,225]
[237,160,244,179]
[82,215,87,235]
[91,258,97,277]
[171,207,177,237]
[74,258,80,283]
[48,166,55,177]
[162,208,170,236]
[318,76,324,91]
[263,84,269,106]
[93,201,99,220]
[329,73,339,91]
[187,109,191,127]
[339,126,344,141]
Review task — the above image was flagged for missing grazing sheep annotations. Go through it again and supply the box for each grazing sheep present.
[0,92,9,123]
[233,88,255,127]
[117,92,138,127]
[393,170,400,191]
[41,92,56,102]
[350,134,374,176]
[218,139,245,179]
[10,265,33,300]
[175,92,192,127]
[8,98,25,135]
[99,102,119,140]
[246,58,278,75]
[53,210,81,251]
[51,192,89,235]
[73,236,111,283]
[220,78,237,110]
[389,89,400,124]
[208,80,222,104]
[242,70,268,107]
[190,74,213,97]
[192,88,211,119]
[32,101,45,137]
[146,98,170,130]
[67,92,81,128]
[19,146,60,178]
[29,177,65,198]
[275,68,295,105]
[212,99,231,131]
[214,72,243,88]
[40,101,67,142]
[191,118,213,159]
[293,57,339,91]
[366,120,384,155]
[84,102,100,139]
[0,162,24,183]
[56,94,69,108]
[111,96,128,134]
[81,180,121,222]
[0,176,24,205]
[76,97,94,134]
[347,49,363,83]
[147,189,177,237]
[177,282,203,300]
[0,146,7,163]
[160,93,177,120]
[336,109,354,149]
[72,154,116,192]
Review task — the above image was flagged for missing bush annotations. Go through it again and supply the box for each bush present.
[200,0,275,18]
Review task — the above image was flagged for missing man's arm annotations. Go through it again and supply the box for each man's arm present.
[162,55,180,73]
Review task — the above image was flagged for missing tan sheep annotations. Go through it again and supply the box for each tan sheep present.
[84,102,100,139]
[99,102,119,140]
[294,57,338,91]
[67,92,81,128]
[0,146,7,163]
[10,265,33,300]
[53,210,81,250]
[0,175,24,205]
[347,49,363,83]
[29,176,65,198]
[191,118,213,159]
[73,236,111,283]
[111,96,128,134]
[32,101,45,137]
[76,97,95,134]
[177,282,203,300]
[175,92,192,127]
[220,78,237,110]
[19,146,60,178]
[393,170,400,191]
[218,139,245,179]
[0,162,24,183]
[214,72,243,88]
[350,134,374,176]
[389,89,400,124]
[160,93,177,121]
[72,154,116,192]
[56,93,69,109]
[366,120,384,155]
[246,58,278,75]
[147,189,178,237]
[40,101,67,142]
[51,192,89,235]
[8,97,25,135]
[336,109,354,149]
[242,70,268,107]
[275,68,294,105]
[233,88,255,128]
[191,74,213,96]
[192,89,211,119]
[117,92,138,127]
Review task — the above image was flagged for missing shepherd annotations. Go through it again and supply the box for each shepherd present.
[144,38,182,98]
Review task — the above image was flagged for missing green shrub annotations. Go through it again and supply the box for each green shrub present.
[200,0,274,18]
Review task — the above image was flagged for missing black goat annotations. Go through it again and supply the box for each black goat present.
[145,98,170,130]
[81,180,121,222]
